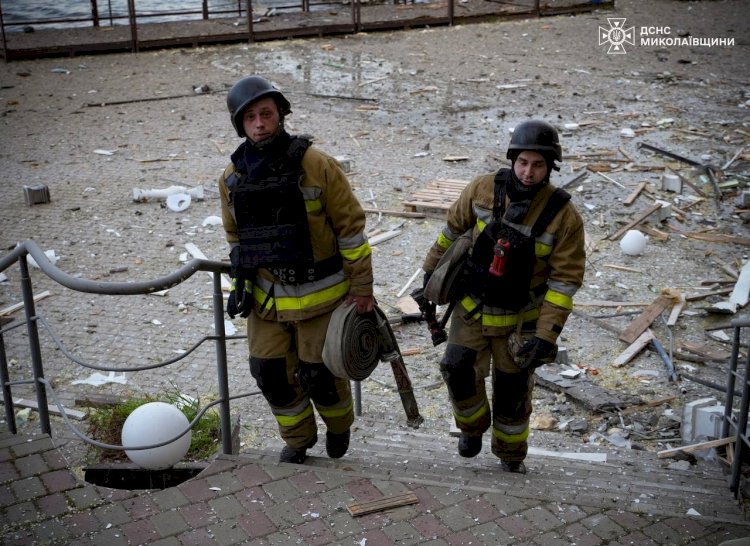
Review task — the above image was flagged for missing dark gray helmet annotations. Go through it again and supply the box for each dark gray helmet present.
[506,120,562,162]
[226,76,291,137]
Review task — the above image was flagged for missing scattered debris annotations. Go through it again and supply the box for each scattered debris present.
[23,184,51,206]
[13,398,86,420]
[0,290,51,316]
[132,185,204,203]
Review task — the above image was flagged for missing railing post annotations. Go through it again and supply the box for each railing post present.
[202,0,208,20]
[212,272,233,455]
[91,0,100,27]
[0,323,16,433]
[245,0,254,42]
[127,0,138,52]
[18,256,51,434]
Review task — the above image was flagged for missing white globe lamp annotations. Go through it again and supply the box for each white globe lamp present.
[121,402,192,470]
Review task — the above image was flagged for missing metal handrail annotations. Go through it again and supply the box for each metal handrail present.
[722,316,750,498]
[0,239,242,456]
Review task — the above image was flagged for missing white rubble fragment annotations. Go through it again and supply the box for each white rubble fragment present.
[72,371,128,386]
[132,185,204,202]
[202,215,222,227]
[166,193,191,212]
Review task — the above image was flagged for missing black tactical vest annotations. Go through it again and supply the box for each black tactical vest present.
[230,136,314,274]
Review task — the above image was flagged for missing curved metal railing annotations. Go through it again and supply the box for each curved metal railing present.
[0,239,257,456]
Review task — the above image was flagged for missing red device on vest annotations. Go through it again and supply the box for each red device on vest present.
[489,238,510,277]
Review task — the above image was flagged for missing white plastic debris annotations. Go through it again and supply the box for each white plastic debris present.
[72,371,128,386]
[620,127,636,138]
[202,215,222,227]
[132,185,204,202]
[620,230,647,256]
[26,249,59,268]
[166,193,191,212]
[686,508,701,516]
[93,149,116,155]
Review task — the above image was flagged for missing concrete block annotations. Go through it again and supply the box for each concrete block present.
[653,199,672,223]
[661,172,682,193]
[335,156,354,173]
[681,397,717,443]
[555,346,569,365]
[692,404,725,441]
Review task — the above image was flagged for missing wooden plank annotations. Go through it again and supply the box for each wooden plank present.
[363,207,425,218]
[607,203,662,241]
[618,295,672,344]
[369,230,402,246]
[534,368,642,411]
[623,181,647,206]
[657,437,734,459]
[0,290,52,316]
[679,341,732,362]
[347,491,419,516]
[13,398,87,420]
[612,329,654,367]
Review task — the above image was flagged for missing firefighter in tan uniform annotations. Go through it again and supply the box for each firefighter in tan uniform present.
[219,75,374,464]
[422,120,585,474]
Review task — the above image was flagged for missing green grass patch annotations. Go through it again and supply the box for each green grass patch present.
[87,390,221,463]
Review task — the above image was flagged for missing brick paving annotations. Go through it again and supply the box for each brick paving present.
[2,424,749,545]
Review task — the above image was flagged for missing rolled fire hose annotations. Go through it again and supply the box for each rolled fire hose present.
[323,302,394,381]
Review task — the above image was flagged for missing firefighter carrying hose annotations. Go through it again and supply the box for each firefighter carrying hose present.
[219,75,374,464]
[420,120,586,474]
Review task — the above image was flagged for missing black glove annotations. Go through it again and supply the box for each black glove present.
[226,247,251,319]
[515,336,557,371]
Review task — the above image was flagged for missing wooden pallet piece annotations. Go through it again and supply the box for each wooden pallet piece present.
[403,178,469,216]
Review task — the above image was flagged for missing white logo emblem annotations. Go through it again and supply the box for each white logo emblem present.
[598,18,635,54]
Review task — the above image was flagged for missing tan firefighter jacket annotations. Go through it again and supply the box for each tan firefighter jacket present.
[423,172,585,343]
[219,146,373,322]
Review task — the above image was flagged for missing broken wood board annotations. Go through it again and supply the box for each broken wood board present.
[607,203,662,241]
[403,178,469,217]
[346,491,418,517]
[623,181,647,206]
[657,436,734,459]
[13,398,87,420]
[668,225,750,247]
[363,207,426,218]
[0,290,52,316]
[679,341,732,362]
[368,229,402,246]
[618,295,673,344]
[612,329,655,367]
[535,368,642,411]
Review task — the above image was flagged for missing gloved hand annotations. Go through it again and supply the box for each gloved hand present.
[514,336,558,371]
[227,277,251,319]
[227,247,251,319]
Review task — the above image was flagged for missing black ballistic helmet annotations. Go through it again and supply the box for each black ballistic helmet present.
[227,75,291,137]
[506,120,562,163]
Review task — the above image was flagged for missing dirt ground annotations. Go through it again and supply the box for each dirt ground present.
[0,0,749,469]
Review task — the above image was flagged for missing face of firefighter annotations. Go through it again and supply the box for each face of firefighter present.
[513,150,549,186]
[242,97,281,144]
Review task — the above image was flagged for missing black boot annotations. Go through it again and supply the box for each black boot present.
[458,434,482,458]
[326,429,351,459]
[500,460,527,474]
[279,436,317,464]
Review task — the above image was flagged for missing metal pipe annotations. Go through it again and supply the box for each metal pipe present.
[353,380,362,416]
[19,256,51,434]
[0,328,16,433]
[212,272,234,455]
[91,0,99,27]
[722,323,743,438]
[730,347,750,496]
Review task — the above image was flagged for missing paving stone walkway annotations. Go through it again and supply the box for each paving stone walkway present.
[2,424,749,545]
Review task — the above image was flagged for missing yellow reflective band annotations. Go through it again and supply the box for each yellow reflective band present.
[492,424,529,444]
[317,400,353,419]
[306,199,322,212]
[244,279,252,293]
[341,242,372,261]
[460,295,478,314]
[453,401,489,425]
[275,282,350,312]
[231,277,238,290]
[535,242,552,257]
[274,403,314,427]
[436,233,452,250]
[482,314,520,327]
[545,290,573,310]
[477,219,487,232]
